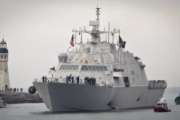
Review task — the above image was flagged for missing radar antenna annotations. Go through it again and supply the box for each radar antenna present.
[96,7,100,22]
[96,0,100,18]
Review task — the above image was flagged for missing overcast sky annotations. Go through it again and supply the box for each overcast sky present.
[0,0,180,89]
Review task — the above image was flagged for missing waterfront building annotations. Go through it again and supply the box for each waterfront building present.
[0,38,10,90]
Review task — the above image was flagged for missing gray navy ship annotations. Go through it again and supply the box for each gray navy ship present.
[33,7,167,112]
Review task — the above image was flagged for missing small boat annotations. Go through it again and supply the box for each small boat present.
[175,93,180,105]
[153,98,171,112]
[0,97,6,108]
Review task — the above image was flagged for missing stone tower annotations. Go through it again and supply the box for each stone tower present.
[0,38,9,90]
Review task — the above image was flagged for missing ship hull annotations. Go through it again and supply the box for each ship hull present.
[34,82,114,111]
[34,82,165,112]
[111,87,164,109]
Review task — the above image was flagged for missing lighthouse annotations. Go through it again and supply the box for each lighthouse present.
[0,38,10,90]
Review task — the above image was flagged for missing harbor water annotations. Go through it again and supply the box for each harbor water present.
[0,87,180,120]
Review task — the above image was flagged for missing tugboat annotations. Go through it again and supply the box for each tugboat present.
[175,93,180,105]
[153,98,171,112]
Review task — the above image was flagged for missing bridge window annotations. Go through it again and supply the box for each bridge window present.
[60,65,79,70]
[81,65,108,71]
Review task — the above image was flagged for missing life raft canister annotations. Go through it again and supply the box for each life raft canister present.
[28,86,36,94]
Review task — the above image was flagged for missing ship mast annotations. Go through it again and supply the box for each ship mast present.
[89,7,101,43]
[96,7,100,30]
[72,7,122,45]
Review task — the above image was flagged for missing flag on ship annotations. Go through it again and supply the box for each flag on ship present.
[122,41,126,48]
[118,35,123,45]
[118,35,126,48]
[70,34,74,47]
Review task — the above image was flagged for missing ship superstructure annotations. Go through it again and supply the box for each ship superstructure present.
[33,8,167,112]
